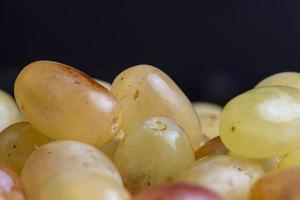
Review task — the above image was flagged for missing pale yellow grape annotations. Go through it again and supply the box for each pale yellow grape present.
[22,140,123,199]
[256,72,300,90]
[0,90,24,132]
[193,102,222,140]
[14,60,122,147]
[220,86,300,159]
[94,79,112,90]
[278,148,300,169]
[114,117,195,194]
[0,122,52,174]
[39,170,130,200]
[177,155,264,200]
[249,166,300,200]
[111,65,202,150]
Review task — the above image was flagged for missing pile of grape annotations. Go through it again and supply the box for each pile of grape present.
[1,61,300,200]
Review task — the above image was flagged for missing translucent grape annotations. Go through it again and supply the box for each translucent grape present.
[0,122,52,174]
[39,170,129,200]
[193,102,222,140]
[133,183,223,200]
[220,86,300,159]
[14,60,122,147]
[21,140,122,199]
[0,163,26,200]
[111,65,202,150]
[114,117,195,194]
[256,72,300,90]
[249,166,300,200]
[0,90,24,132]
[177,155,264,200]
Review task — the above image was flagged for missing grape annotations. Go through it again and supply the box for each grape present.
[39,170,129,200]
[111,65,202,150]
[195,137,228,160]
[177,155,264,200]
[0,163,26,200]
[0,90,24,132]
[114,117,195,194]
[278,148,300,169]
[133,183,223,200]
[14,60,122,147]
[220,86,300,159]
[249,166,300,200]
[0,122,52,174]
[193,102,222,140]
[99,131,125,160]
[21,140,123,199]
[256,72,300,90]
[94,79,112,90]
[258,157,282,172]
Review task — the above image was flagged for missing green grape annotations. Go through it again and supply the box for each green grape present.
[193,102,222,140]
[256,72,300,90]
[111,65,202,150]
[0,163,26,200]
[21,140,123,199]
[177,155,264,200]
[0,122,52,174]
[220,86,300,159]
[114,117,195,194]
[0,90,24,132]
[14,60,122,147]
[249,166,300,200]
[39,170,130,200]
[278,148,300,169]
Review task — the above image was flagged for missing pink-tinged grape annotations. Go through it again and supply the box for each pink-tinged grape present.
[21,140,123,199]
[0,90,24,132]
[111,65,202,150]
[177,155,264,200]
[14,60,122,147]
[0,122,52,174]
[133,183,223,200]
[195,137,228,160]
[114,117,195,194]
[249,166,300,200]
[220,86,300,159]
[0,163,26,200]
[193,102,222,140]
[256,72,300,90]
[39,170,129,200]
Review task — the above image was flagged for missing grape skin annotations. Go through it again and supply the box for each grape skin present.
[256,72,300,90]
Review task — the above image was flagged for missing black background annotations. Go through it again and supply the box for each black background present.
[1,0,300,105]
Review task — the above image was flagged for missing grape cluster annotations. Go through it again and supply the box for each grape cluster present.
[1,61,300,200]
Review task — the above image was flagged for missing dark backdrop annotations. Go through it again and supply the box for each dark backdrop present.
[1,0,300,105]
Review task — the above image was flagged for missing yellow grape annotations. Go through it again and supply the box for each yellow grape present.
[177,155,264,200]
[0,90,24,132]
[114,117,195,194]
[0,122,52,174]
[193,102,222,140]
[195,136,228,160]
[94,79,112,90]
[249,166,300,200]
[39,170,129,200]
[278,148,300,169]
[220,86,300,159]
[111,65,202,150]
[21,140,122,199]
[14,60,122,147]
[0,163,26,200]
[256,72,300,90]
